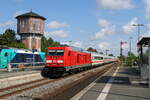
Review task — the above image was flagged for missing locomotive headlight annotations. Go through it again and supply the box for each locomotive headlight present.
[46,60,52,63]
[57,60,63,63]
[46,64,50,66]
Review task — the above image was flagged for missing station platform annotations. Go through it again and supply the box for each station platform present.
[71,66,150,100]
[0,66,44,89]
[0,66,43,79]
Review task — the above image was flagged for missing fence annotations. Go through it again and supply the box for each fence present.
[6,62,45,72]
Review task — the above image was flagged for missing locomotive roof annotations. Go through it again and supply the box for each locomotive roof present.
[0,47,44,53]
[48,46,88,53]
[70,46,86,53]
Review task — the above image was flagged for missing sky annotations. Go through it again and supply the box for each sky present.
[0,0,150,56]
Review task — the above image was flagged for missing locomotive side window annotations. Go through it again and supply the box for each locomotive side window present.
[48,50,64,56]
[68,51,71,56]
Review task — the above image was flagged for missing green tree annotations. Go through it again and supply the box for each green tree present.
[41,36,61,52]
[41,36,48,52]
[108,54,114,56]
[0,29,25,48]
[124,52,137,66]
[143,49,148,64]
[87,47,98,53]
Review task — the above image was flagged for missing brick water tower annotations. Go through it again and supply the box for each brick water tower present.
[16,11,46,51]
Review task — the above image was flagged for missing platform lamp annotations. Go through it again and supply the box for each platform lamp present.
[129,37,133,54]
[132,24,145,62]
[132,24,145,42]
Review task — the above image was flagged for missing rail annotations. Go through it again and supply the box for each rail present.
[0,63,117,99]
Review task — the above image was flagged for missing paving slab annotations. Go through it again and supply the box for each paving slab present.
[0,66,43,79]
[72,67,150,100]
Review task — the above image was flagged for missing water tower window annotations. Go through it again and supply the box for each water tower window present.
[22,19,25,28]
[32,20,40,31]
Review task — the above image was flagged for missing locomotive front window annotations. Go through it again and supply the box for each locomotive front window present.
[48,50,64,56]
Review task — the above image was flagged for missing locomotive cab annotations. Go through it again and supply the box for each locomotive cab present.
[42,47,68,77]
[46,49,64,67]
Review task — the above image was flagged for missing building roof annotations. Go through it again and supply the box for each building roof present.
[137,37,150,46]
[16,11,46,20]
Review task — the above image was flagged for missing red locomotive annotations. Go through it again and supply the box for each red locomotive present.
[41,46,91,77]
[41,46,117,78]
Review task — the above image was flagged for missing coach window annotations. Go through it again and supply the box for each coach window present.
[4,52,8,57]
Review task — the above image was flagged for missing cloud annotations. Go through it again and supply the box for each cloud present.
[142,23,150,37]
[95,31,105,39]
[142,33,150,37]
[122,17,138,34]
[96,0,134,10]
[143,0,150,18]
[61,41,70,45]
[122,42,129,49]
[98,19,110,28]
[97,42,110,50]
[47,21,69,29]
[72,41,83,48]
[13,11,24,17]
[61,41,83,48]
[95,19,116,39]
[0,20,16,27]
[45,30,69,38]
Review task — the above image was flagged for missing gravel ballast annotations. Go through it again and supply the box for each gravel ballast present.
[4,63,116,100]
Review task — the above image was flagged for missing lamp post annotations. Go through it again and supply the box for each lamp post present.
[132,24,145,42]
[105,49,109,56]
[129,37,132,54]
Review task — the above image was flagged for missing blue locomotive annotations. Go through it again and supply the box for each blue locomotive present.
[0,47,46,69]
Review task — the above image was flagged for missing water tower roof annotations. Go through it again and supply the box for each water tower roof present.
[16,11,46,20]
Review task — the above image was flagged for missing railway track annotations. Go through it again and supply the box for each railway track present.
[42,63,116,100]
[0,78,52,98]
[0,63,116,99]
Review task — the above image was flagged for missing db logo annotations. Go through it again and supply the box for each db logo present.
[53,60,57,63]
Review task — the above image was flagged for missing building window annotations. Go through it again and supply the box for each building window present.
[32,20,40,31]
[22,20,25,28]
